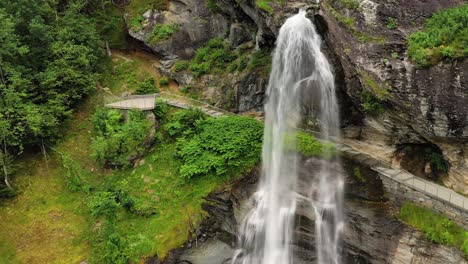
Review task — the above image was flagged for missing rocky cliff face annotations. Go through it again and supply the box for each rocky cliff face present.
[127,0,467,194]
[161,157,467,264]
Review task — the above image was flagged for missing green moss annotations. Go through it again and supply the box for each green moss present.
[353,167,366,183]
[386,17,398,30]
[174,60,190,72]
[408,4,468,67]
[360,71,389,100]
[360,90,384,115]
[147,23,179,44]
[284,132,337,159]
[324,2,355,27]
[339,0,359,10]
[400,202,468,257]
[351,30,386,44]
[255,0,284,14]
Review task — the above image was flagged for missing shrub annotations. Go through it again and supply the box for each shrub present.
[238,56,249,71]
[147,23,179,44]
[174,60,190,71]
[91,109,153,167]
[159,76,169,86]
[408,4,468,67]
[154,99,169,121]
[189,37,237,77]
[207,0,222,13]
[89,191,119,218]
[59,152,90,192]
[250,51,271,69]
[386,17,398,30]
[164,108,207,138]
[135,77,159,95]
[177,116,263,179]
[228,62,238,73]
[360,90,385,115]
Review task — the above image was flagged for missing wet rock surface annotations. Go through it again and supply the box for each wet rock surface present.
[162,157,467,264]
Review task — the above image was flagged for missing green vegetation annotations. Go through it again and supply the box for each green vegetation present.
[391,52,399,59]
[284,132,337,159]
[207,0,222,13]
[325,2,355,27]
[339,0,359,10]
[174,60,190,72]
[360,71,390,100]
[353,167,366,183]
[250,51,272,74]
[159,76,170,86]
[360,90,385,115]
[0,0,106,194]
[190,37,237,77]
[425,148,449,173]
[400,203,468,256]
[135,78,159,95]
[91,109,153,167]
[255,0,284,14]
[386,17,398,30]
[147,23,179,44]
[177,115,264,179]
[126,0,169,18]
[408,4,468,67]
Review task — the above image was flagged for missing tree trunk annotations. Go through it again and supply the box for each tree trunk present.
[106,40,112,57]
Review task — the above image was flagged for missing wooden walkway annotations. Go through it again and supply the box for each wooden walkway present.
[105,94,157,111]
[105,92,468,214]
[338,144,468,212]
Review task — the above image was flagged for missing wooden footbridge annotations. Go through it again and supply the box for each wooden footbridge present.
[106,92,468,223]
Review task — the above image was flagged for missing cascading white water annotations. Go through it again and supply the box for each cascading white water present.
[232,10,344,264]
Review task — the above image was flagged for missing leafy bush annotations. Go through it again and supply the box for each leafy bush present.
[400,202,468,256]
[135,77,159,95]
[159,76,169,86]
[408,4,468,67]
[154,99,169,121]
[147,23,179,44]
[91,109,153,167]
[250,51,271,70]
[386,17,397,29]
[425,148,449,173]
[189,37,237,77]
[174,60,190,71]
[89,191,119,218]
[164,108,207,137]
[176,116,263,178]
[360,90,385,115]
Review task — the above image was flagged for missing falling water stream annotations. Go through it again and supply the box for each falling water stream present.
[232,10,344,264]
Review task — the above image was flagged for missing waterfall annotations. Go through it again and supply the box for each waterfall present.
[232,10,344,264]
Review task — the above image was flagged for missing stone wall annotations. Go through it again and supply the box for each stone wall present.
[380,175,468,228]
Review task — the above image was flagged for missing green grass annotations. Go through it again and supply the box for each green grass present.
[126,0,169,20]
[147,23,179,44]
[339,0,359,10]
[0,52,172,263]
[399,202,468,256]
[360,71,389,100]
[408,4,468,67]
[255,0,284,14]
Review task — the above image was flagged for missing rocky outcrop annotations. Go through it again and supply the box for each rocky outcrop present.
[162,156,467,264]
[128,0,229,59]
[316,0,468,193]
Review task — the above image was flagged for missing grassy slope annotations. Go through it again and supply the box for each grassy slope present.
[0,49,246,262]
[0,52,178,263]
